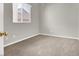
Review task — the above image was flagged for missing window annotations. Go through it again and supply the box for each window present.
[13,3,32,23]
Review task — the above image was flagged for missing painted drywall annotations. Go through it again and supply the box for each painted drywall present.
[4,3,79,46]
[78,4,79,38]
[4,3,40,45]
[39,3,79,39]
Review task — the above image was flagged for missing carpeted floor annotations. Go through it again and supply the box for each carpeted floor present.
[4,35,79,56]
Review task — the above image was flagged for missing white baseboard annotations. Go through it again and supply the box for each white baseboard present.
[4,33,40,47]
[4,33,79,47]
[40,33,79,40]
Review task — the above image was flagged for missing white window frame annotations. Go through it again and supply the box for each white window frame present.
[13,3,32,23]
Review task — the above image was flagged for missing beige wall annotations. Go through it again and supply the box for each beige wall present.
[39,3,79,39]
[4,3,40,46]
[78,4,79,37]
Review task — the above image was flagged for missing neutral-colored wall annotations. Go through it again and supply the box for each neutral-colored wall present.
[40,3,79,39]
[4,3,79,46]
[77,4,79,37]
[4,3,40,45]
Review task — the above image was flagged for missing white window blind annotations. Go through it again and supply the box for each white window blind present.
[13,3,32,23]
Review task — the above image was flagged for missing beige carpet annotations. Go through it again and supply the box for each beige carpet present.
[4,35,79,56]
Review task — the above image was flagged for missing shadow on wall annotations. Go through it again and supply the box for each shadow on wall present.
[40,3,78,38]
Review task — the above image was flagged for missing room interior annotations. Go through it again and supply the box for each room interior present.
[4,3,79,56]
